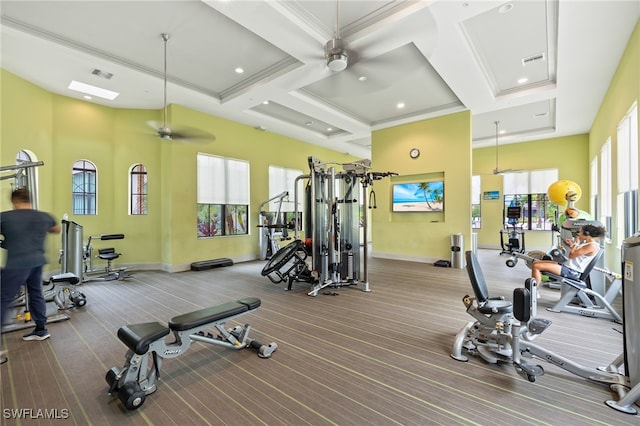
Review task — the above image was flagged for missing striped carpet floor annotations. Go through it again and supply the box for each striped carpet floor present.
[0,249,632,425]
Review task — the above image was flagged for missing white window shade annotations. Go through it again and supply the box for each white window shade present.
[590,157,598,195]
[197,154,225,204]
[268,166,302,212]
[530,169,558,194]
[504,169,557,195]
[471,175,481,204]
[504,172,529,194]
[618,116,631,192]
[600,139,612,216]
[226,159,249,204]
[617,103,638,193]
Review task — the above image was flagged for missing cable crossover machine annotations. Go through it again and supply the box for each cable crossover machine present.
[1,159,83,332]
[261,156,396,296]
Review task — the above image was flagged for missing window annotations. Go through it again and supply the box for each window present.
[616,103,638,242]
[503,169,558,231]
[72,160,97,215]
[268,165,303,229]
[197,153,249,237]
[600,139,612,239]
[471,175,481,228]
[590,156,599,221]
[15,150,35,191]
[129,164,148,215]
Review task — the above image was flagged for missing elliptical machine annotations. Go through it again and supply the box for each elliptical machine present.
[500,205,525,256]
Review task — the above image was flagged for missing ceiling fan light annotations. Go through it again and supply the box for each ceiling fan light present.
[158,127,172,140]
[327,53,348,71]
[325,38,348,72]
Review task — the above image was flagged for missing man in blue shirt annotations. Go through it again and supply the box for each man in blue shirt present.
[1,188,60,364]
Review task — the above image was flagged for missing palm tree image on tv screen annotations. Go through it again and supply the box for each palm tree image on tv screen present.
[392,181,444,212]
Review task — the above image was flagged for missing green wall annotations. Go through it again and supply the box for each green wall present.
[1,19,638,274]
[472,134,589,251]
[589,20,640,268]
[370,111,472,263]
[0,69,357,272]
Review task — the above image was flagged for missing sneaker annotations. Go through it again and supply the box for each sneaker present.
[22,328,50,341]
[0,350,7,365]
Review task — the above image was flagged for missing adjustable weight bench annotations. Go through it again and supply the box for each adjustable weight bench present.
[106,297,277,411]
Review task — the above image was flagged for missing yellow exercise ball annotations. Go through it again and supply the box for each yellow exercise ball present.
[547,180,582,205]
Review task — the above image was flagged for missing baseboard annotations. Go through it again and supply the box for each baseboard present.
[370,251,440,264]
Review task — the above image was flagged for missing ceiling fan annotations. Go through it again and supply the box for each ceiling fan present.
[491,121,523,175]
[315,0,409,98]
[147,33,215,144]
[324,0,349,72]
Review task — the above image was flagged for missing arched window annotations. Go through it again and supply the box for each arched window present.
[13,150,41,208]
[129,163,148,215]
[15,150,35,190]
[72,160,97,215]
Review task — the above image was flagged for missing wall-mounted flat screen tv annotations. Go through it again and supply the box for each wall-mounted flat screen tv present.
[392,181,444,212]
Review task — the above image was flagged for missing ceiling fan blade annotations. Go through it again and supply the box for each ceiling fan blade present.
[169,126,216,144]
[146,120,214,143]
[492,167,525,175]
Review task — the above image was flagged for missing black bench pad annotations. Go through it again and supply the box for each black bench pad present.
[118,322,170,355]
[168,297,261,332]
[50,272,80,285]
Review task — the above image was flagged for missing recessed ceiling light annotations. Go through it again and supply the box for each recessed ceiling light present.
[517,77,528,84]
[235,67,244,74]
[68,80,119,100]
[358,76,368,81]
[83,95,92,100]
[397,102,405,109]
[327,127,333,131]
[499,130,506,134]
[304,121,314,126]
[262,100,269,105]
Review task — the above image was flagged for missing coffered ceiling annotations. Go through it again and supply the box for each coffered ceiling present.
[1,1,638,158]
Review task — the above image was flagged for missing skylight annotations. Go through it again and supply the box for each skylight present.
[68,80,119,100]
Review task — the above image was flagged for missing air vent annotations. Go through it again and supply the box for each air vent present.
[521,53,545,66]
[91,69,113,79]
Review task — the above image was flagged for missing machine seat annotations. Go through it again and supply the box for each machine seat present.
[542,248,604,290]
[466,251,513,314]
[98,248,120,261]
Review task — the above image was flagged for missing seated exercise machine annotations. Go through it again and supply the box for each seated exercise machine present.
[503,219,622,322]
[541,247,621,323]
[257,190,294,260]
[451,250,638,415]
[83,233,130,281]
[106,297,277,411]
[59,219,131,282]
[2,272,84,333]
